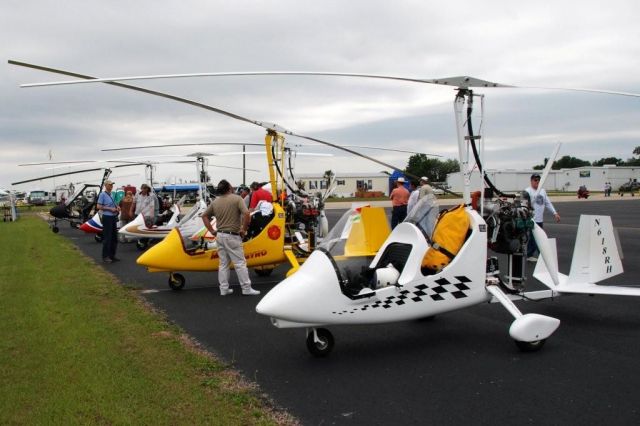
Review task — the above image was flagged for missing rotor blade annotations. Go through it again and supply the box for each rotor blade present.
[8,60,416,178]
[11,163,146,186]
[17,70,508,89]
[15,65,640,97]
[101,142,265,152]
[165,160,259,172]
[9,60,262,128]
[19,160,99,166]
[12,167,104,185]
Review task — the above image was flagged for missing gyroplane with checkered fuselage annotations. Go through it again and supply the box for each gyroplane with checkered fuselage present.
[11,61,640,356]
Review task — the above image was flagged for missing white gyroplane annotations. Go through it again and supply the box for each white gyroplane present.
[11,61,640,356]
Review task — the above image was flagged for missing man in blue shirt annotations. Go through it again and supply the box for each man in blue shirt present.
[97,180,120,263]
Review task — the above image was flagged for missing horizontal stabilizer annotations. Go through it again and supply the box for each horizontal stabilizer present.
[555,283,640,297]
[533,215,638,296]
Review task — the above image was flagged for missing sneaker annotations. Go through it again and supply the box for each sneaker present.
[103,258,112,264]
[242,288,261,296]
[527,256,538,262]
[220,288,234,296]
[111,257,121,262]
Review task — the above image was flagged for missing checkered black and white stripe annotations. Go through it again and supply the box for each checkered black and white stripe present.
[333,276,472,315]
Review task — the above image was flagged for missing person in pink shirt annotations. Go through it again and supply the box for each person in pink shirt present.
[248,181,273,210]
[390,177,410,228]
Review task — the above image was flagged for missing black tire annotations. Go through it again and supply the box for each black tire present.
[136,239,148,251]
[306,328,334,357]
[94,233,103,242]
[515,339,546,352]
[52,226,60,233]
[254,268,274,277]
[168,273,185,291]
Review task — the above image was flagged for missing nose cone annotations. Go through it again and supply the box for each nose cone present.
[137,228,182,270]
[256,250,339,323]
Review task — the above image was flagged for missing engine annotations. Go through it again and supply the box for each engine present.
[482,194,534,254]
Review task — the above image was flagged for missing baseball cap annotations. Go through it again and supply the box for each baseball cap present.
[530,173,541,180]
[104,180,114,185]
[396,177,406,183]
[420,176,429,182]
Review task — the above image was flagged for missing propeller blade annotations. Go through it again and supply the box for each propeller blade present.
[534,142,562,198]
[9,60,418,179]
[532,223,560,286]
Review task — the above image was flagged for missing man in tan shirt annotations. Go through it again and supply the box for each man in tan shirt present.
[202,179,260,296]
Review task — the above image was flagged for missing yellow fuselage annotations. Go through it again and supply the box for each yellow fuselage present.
[137,204,289,272]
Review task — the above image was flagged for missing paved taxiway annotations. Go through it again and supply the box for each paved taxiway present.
[59,198,640,425]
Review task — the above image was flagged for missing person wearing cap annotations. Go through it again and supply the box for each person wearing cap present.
[130,183,158,227]
[248,181,273,210]
[390,176,410,229]
[524,173,560,262]
[201,179,260,296]
[417,176,435,199]
[97,180,120,263]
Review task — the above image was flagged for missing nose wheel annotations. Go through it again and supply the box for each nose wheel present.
[306,328,334,357]
[168,273,185,290]
[515,339,546,352]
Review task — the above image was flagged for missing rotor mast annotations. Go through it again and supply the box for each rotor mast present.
[454,89,473,205]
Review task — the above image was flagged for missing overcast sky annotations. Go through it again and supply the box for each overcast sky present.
[3,0,639,191]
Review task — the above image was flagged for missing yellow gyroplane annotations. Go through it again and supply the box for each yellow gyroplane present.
[136,130,391,289]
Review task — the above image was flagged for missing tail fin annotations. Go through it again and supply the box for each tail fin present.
[568,215,623,284]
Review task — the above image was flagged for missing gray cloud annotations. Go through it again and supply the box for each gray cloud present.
[3,0,639,189]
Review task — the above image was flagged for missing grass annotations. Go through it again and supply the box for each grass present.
[0,215,296,425]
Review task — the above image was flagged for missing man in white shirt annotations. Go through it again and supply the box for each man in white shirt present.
[407,180,419,215]
[524,173,560,261]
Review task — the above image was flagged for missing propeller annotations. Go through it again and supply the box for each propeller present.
[530,142,562,286]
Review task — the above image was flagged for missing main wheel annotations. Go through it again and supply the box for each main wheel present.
[515,339,546,352]
[52,226,59,233]
[168,273,185,291]
[94,233,103,242]
[306,328,334,357]
[254,268,274,277]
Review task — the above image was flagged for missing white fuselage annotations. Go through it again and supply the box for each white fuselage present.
[257,209,490,327]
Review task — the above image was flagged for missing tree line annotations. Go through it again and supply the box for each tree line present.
[532,146,640,170]
[403,147,640,181]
